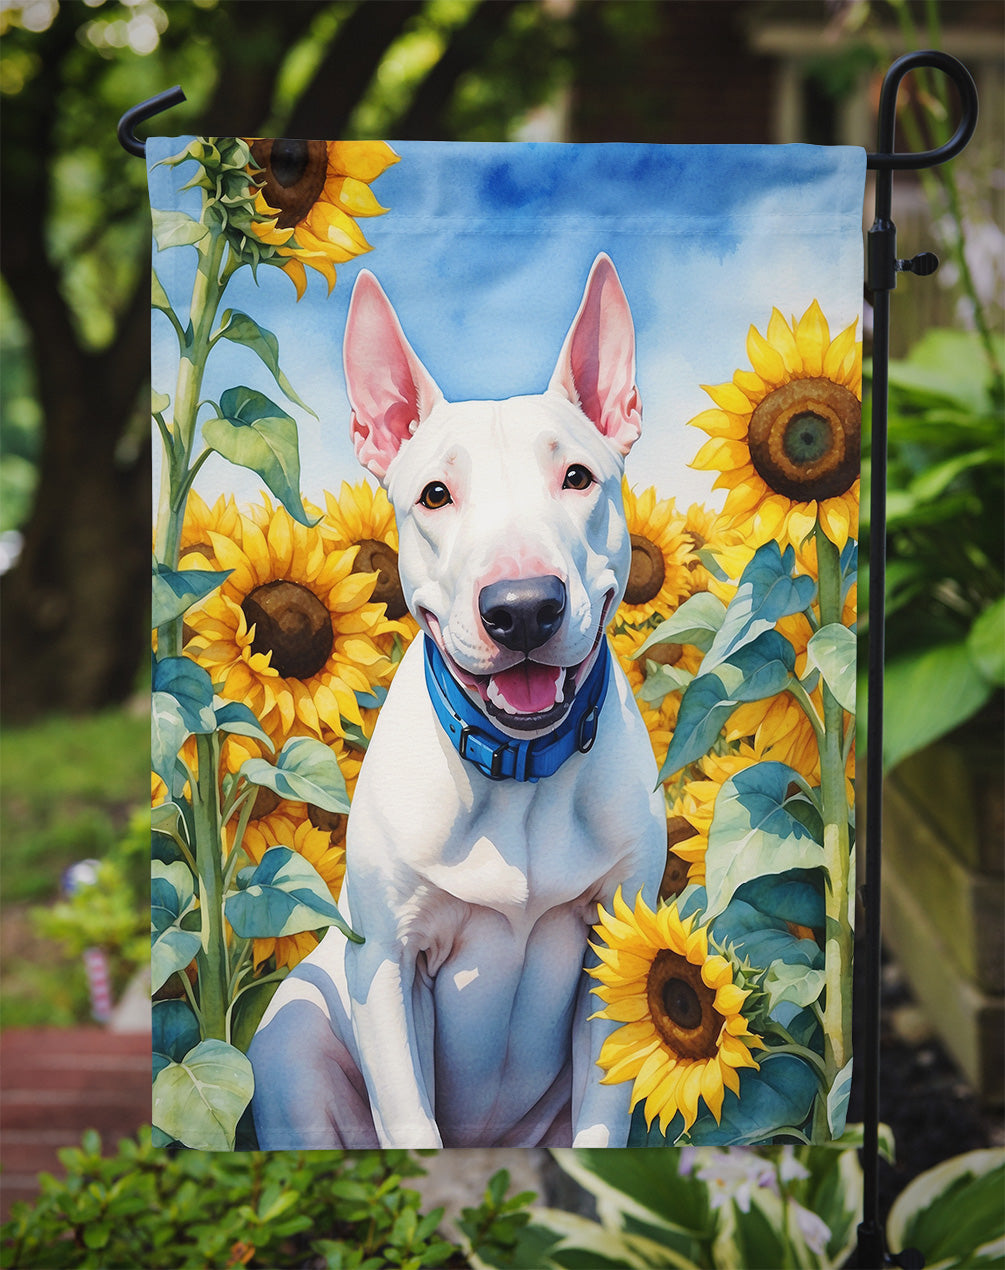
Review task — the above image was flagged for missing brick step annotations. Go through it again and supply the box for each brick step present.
[1,1027,151,1057]
[0,1028,151,1223]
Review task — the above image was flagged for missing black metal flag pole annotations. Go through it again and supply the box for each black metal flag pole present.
[859,50,978,1270]
[118,53,980,1270]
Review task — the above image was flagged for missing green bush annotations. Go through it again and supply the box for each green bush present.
[0,1131,538,1270]
[31,808,150,1006]
[861,328,1004,769]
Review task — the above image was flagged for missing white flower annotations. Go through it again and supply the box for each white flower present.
[789,1197,831,1256]
[693,1148,777,1213]
[777,1145,810,1184]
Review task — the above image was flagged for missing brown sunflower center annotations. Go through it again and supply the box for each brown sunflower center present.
[353,539,408,620]
[251,786,283,820]
[250,138,328,230]
[625,534,666,605]
[685,529,707,572]
[660,815,698,900]
[747,377,860,501]
[242,580,333,680]
[646,947,720,1059]
[644,641,684,668]
[307,804,348,837]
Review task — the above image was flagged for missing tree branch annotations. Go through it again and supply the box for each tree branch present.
[392,0,520,139]
[284,0,426,138]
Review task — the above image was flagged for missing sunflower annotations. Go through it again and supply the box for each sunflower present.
[246,139,398,297]
[612,621,703,768]
[680,502,745,604]
[183,495,399,753]
[322,481,419,641]
[668,742,777,887]
[618,482,692,625]
[178,490,241,565]
[690,301,861,549]
[231,804,346,970]
[589,889,762,1135]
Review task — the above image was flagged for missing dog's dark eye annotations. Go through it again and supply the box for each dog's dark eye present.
[419,481,452,510]
[563,464,595,491]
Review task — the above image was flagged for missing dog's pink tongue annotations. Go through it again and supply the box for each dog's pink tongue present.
[490,662,562,714]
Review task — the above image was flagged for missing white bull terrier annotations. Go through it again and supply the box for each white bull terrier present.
[249,253,667,1149]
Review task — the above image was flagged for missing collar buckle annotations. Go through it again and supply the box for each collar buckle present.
[459,725,509,780]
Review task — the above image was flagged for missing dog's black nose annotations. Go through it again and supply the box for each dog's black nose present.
[479,576,567,652]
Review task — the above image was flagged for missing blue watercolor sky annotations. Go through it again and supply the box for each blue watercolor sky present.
[149,139,866,514]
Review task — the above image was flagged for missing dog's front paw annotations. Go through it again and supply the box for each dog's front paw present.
[572,1122,614,1148]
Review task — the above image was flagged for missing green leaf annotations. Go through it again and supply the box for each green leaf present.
[225,846,361,943]
[884,640,995,770]
[152,207,209,251]
[202,387,317,527]
[550,1148,712,1242]
[152,390,171,416]
[909,446,997,505]
[153,656,217,734]
[637,663,693,706]
[887,328,1002,416]
[687,1053,818,1145]
[152,1040,254,1151]
[703,541,816,672]
[151,799,185,843]
[704,762,824,920]
[152,999,201,1079]
[712,899,823,979]
[968,598,1005,687]
[762,960,826,1012]
[151,861,201,993]
[83,1222,112,1250]
[151,270,173,315]
[151,656,216,792]
[657,632,796,781]
[827,1057,854,1139]
[806,623,857,713]
[152,564,232,629]
[887,1149,1005,1270]
[240,735,350,812]
[633,592,727,656]
[213,698,274,751]
[216,310,316,415]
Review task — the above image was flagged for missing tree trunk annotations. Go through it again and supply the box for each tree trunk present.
[0,308,151,718]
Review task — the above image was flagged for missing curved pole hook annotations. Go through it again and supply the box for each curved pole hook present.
[117,86,187,158]
[867,50,978,172]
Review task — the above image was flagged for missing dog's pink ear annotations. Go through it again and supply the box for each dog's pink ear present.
[549,254,642,456]
[344,272,442,481]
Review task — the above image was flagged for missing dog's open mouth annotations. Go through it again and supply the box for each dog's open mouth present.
[423,591,613,734]
[449,658,576,732]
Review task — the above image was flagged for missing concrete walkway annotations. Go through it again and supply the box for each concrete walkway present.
[0,1027,151,1222]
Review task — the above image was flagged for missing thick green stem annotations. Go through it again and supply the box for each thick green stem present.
[193,730,228,1041]
[154,224,229,656]
[815,521,853,1085]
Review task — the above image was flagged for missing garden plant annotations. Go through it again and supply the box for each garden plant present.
[3,1127,1002,1269]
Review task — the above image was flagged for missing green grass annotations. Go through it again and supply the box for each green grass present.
[1,703,149,1028]
[1,704,149,903]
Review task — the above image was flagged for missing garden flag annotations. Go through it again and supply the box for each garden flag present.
[149,138,865,1151]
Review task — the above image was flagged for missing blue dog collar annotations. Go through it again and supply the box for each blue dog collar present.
[423,634,611,783]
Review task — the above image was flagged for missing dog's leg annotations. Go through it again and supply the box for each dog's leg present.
[344,928,442,1148]
[249,964,378,1149]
